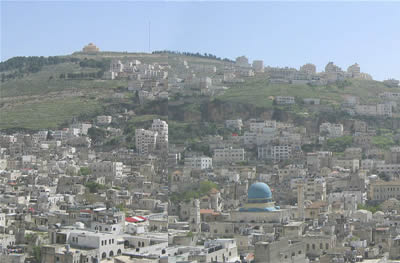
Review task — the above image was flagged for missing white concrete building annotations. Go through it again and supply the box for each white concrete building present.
[252,60,264,73]
[51,229,124,260]
[319,122,344,138]
[275,96,295,105]
[151,119,168,148]
[97,115,112,125]
[185,156,213,170]
[225,119,243,131]
[250,120,276,133]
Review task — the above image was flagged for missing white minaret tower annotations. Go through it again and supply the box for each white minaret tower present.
[297,184,305,221]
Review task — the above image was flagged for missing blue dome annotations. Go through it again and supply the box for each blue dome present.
[248,182,272,201]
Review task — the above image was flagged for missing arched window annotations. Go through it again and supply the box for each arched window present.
[117,249,122,255]
[101,252,107,259]
[109,251,114,257]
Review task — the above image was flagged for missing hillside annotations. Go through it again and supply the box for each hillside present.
[0,51,398,131]
[217,75,393,108]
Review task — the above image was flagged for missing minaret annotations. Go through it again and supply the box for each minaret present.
[297,184,305,221]
[189,199,201,232]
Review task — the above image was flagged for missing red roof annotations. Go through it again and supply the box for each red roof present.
[125,216,147,223]
[200,209,220,216]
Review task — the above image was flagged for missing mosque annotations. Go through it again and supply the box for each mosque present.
[231,182,290,223]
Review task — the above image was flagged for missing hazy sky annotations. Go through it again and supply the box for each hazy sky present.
[1,1,399,80]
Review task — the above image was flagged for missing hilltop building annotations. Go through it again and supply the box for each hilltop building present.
[347,63,361,78]
[82,43,100,53]
[235,56,250,68]
[300,63,317,75]
[252,60,264,73]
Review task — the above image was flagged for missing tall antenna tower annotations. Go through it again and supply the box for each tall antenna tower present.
[148,21,151,53]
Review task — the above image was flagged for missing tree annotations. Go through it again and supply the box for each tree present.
[378,172,391,182]
[32,245,42,262]
[326,136,353,152]
[88,127,106,145]
[46,131,54,140]
[85,182,107,193]
[79,167,91,176]
[272,108,288,122]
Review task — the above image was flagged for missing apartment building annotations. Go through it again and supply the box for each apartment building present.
[151,119,168,148]
[213,147,245,163]
[135,129,158,155]
[370,180,400,201]
[250,120,277,133]
[376,163,400,175]
[185,157,213,170]
[258,145,292,162]
[319,122,344,138]
[355,104,392,117]
[89,161,123,178]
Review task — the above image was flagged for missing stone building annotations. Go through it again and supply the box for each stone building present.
[82,43,100,53]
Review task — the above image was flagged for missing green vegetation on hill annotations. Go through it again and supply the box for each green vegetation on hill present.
[0,97,101,130]
[152,50,233,62]
[168,120,231,144]
[0,62,128,97]
[326,136,353,153]
[218,77,393,108]
[372,135,395,149]
[0,56,79,80]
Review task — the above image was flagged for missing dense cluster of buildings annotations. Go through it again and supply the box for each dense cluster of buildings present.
[3,47,400,263]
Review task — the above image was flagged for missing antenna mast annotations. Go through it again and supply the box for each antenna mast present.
[148,21,151,53]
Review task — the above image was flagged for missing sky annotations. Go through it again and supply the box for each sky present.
[1,1,400,80]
